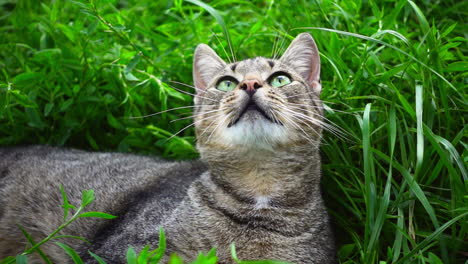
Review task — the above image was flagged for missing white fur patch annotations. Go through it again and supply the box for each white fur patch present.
[219,117,289,150]
[254,196,270,209]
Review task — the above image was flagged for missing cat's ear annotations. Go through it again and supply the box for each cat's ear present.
[280,33,321,94]
[193,44,226,92]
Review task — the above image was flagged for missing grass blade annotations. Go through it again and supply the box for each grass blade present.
[88,251,107,264]
[55,242,84,264]
[185,0,236,61]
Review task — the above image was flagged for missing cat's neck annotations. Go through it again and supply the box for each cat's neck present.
[200,145,322,208]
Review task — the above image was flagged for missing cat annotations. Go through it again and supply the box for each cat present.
[0,33,336,263]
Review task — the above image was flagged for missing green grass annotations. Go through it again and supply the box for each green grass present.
[0,0,466,263]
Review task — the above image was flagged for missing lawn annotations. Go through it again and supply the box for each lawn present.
[0,0,466,263]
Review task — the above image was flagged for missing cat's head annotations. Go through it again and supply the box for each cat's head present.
[192,33,322,153]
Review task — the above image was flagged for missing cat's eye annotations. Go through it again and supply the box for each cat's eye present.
[269,74,291,88]
[216,77,238,92]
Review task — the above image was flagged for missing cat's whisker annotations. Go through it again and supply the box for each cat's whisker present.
[168,85,218,102]
[268,108,283,126]
[280,107,347,140]
[165,112,225,142]
[286,102,353,115]
[166,111,225,142]
[283,112,340,148]
[279,107,324,139]
[170,80,221,95]
[286,99,342,105]
[286,106,353,139]
[170,107,229,122]
[206,112,232,144]
[285,105,353,140]
[285,104,356,128]
[285,112,323,142]
[127,105,214,119]
[274,110,320,147]
[198,114,225,139]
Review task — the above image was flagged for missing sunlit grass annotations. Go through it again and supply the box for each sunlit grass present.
[0,0,466,263]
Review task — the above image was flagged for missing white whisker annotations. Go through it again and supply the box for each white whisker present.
[280,107,347,140]
[286,102,353,115]
[170,80,221,95]
[285,105,353,139]
[165,111,225,142]
[206,112,232,143]
[168,85,218,102]
[127,105,214,119]
[274,110,320,147]
[170,107,228,122]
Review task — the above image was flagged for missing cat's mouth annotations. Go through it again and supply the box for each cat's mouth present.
[228,99,278,127]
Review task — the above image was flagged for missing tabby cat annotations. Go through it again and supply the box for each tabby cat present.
[0,33,336,263]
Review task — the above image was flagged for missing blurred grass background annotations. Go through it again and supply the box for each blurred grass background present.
[0,0,466,263]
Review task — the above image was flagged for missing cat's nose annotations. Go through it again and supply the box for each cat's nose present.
[240,79,263,96]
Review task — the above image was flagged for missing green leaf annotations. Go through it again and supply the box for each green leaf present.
[10,90,37,108]
[14,255,27,264]
[191,248,218,264]
[81,189,95,208]
[137,245,150,264]
[88,251,108,264]
[147,228,166,263]
[427,253,443,264]
[125,54,141,75]
[12,72,44,86]
[107,113,125,130]
[55,242,84,264]
[126,247,137,264]
[168,254,184,264]
[338,243,355,259]
[0,256,16,264]
[44,103,54,116]
[79,212,117,219]
[60,185,75,221]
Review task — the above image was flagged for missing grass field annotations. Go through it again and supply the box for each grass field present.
[0,0,466,263]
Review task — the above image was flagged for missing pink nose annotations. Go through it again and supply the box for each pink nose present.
[240,79,263,96]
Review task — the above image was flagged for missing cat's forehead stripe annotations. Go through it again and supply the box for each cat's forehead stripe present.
[234,58,272,75]
[230,63,237,72]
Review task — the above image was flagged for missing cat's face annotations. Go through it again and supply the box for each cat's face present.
[193,33,323,152]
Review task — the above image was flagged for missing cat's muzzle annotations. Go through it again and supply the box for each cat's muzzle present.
[227,98,280,127]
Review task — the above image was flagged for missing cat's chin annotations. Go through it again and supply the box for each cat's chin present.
[218,111,290,150]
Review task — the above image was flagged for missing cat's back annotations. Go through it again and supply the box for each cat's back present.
[0,145,206,261]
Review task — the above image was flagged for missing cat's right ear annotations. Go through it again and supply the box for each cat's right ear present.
[193,44,226,93]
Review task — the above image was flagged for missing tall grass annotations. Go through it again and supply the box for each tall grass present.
[0,0,466,263]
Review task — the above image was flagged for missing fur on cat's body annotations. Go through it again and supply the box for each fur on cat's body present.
[0,33,336,263]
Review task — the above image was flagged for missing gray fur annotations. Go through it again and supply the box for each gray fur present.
[0,33,336,263]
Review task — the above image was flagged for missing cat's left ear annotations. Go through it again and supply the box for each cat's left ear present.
[193,44,226,93]
[280,33,321,94]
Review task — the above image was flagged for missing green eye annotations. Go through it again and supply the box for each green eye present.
[270,75,291,88]
[216,78,238,91]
